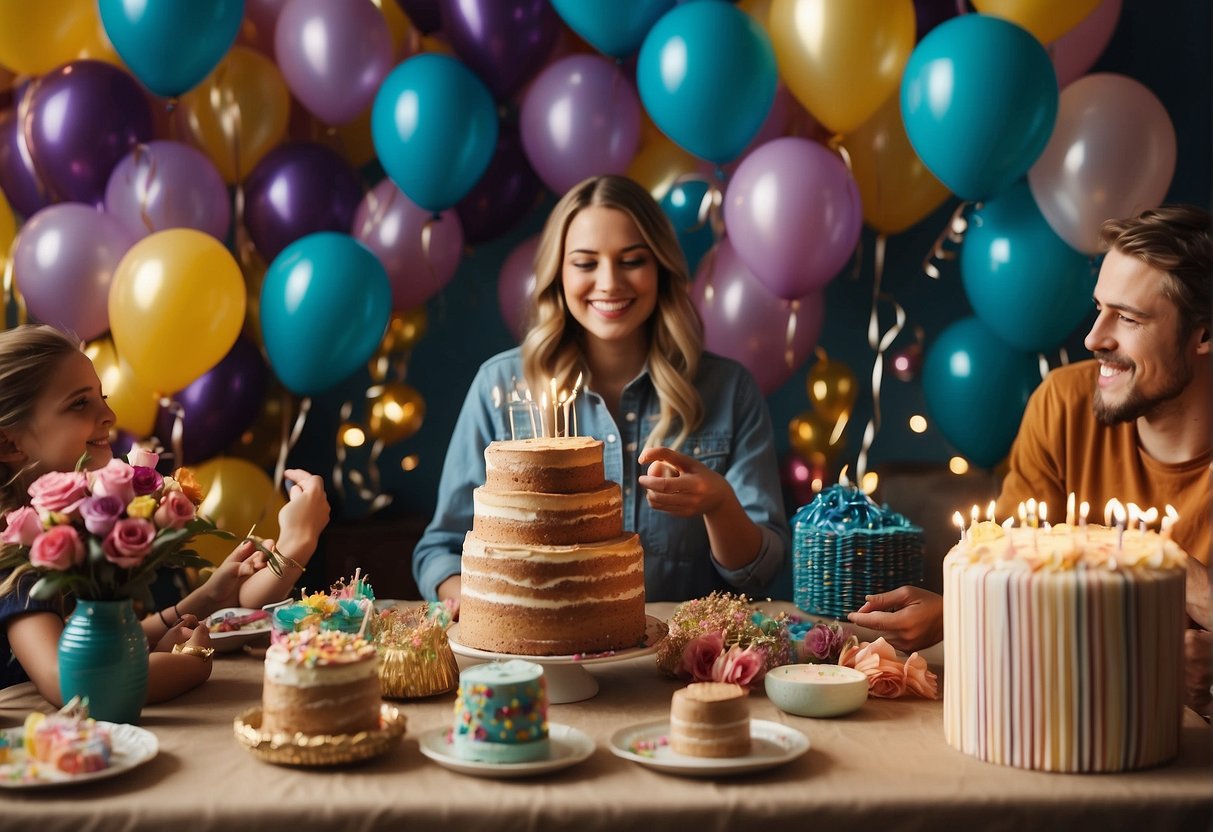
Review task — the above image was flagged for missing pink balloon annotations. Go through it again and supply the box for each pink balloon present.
[13,204,135,341]
[692,238,823,395]
[1051,0,1121,89]
[723,137,861,300]
[353,178,465,311]
[275,0,394,125]
[1027,73,1176,255]
[104,141,231,241]
[498,234,539,342]
[520,55,641,195]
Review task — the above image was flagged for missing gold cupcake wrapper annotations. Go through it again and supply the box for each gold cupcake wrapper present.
[378,642,459,698]
[233,704,406,766]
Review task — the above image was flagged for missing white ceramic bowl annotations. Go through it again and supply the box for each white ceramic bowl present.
[764,663,869,718]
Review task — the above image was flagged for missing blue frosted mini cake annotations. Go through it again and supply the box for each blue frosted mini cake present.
[452,660,550,763]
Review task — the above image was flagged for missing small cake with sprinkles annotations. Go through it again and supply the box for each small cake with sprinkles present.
[261,628,382,737]
[23,698,112,774]
[452,660,550,763]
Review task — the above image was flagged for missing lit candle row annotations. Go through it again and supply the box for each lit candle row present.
[954,493,1179,546]
[492,373,583,440]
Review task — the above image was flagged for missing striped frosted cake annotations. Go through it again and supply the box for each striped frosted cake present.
[943,521,1186,772]
[458,437,646,655]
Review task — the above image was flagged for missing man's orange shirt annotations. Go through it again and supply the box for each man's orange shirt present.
[995,360,1210,564]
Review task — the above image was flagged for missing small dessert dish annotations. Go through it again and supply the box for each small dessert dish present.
[669,682,750,758]
[206,607,272,652]
[23,698,112,774]
[374,602,459,698]
[452,660,550,764]
[764,663,869,718]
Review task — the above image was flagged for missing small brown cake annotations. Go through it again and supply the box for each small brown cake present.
[261,629,381,736]
[669,682,751,758]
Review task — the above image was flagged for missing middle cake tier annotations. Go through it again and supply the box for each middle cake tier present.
[472,482,624,546]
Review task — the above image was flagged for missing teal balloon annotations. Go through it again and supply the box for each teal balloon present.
[637,2,776,164]
[372,54,498,213]
[261,233,392,396]
[961,181,1094,352]
[900,14,1058,201]
[550,0,675,58]
[922,317,1040,469]
[660,179,714,274]
[98,0,244,97]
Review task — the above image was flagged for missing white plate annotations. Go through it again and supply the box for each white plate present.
[205,607,272,653]
[448,615,668,666]
[608,719,809,776]
[417,723,595,778]
[0,722,158,788]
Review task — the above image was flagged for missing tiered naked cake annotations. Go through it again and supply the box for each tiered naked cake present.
[943,520,1187,772]
[458,437,646,656]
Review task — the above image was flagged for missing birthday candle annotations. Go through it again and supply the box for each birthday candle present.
[1017,502,1026,527]
[1039,502,1048,530]
[1026,498,1037,528]
[524,388,538,437]
[1138,506,1158,537]
[560,389,570,440]
[539,390,549,438]
[1161,504,1179,540]
[1066,492,1075,526]
[986,500,996,522]
[953,511,965,543]
[549,378,559,437]
[970,504,979,532]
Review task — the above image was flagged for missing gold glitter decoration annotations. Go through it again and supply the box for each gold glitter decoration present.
[233,704,406,767]
[373,603,458,698]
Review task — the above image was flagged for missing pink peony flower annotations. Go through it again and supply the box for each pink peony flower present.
[89,460,136,506]
[1,506,43,546]
[126,447,159,469]
[903,652,939,700]
[28,471,89,515]
[130,466,163,497]
[711,644,767,688]
[78,495,124,537]
[678,630,725,681]
[102,517,156,568]
[29,526,84,570]
[153,490,196,530]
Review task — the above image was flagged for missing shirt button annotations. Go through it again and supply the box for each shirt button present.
[625,441,637,452]
[607,434,617,443]
[625,412,637,422]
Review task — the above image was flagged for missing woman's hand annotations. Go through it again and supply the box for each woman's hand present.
[637,447,729,518]
[151,614,199,653]
[194,539,270,614]
[848,586,944,653]
[274,468,330,561]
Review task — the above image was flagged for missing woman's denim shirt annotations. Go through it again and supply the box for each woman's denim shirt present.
[412,348,789,602]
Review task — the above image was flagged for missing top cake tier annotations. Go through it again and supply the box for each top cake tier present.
[484,437,605,494]
[948,521,1188,571]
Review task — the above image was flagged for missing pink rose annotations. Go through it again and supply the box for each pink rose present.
[126,447,159,469]
[711,644,767,688]
[154,490,196,530]
[841,637,908,699]
[27,471,89,515]
[678,630,725,681]
[903,652,938,700]
[78,495,124,537]
[130,466,163,496]
[90,460,136,506]
[1,506,43,546]
[102,517,156,568]
[29,526,84,570]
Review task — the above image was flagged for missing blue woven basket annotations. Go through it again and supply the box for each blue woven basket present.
[791,485,924,619]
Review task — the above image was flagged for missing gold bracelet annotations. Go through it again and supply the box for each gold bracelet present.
[172,643,215,662]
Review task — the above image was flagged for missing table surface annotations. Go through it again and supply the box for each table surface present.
[0,602,1208,832]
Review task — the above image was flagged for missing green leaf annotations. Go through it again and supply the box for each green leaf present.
[87,537,106,566]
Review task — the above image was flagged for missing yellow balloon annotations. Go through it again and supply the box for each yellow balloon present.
[0,0,93,75]
[972,0,1101,45]
[83,337,159,437]
[109,229,246,394]
[769,0,916,136]
[805,357,858,423]
[189,457,284,566]
[175,46,290,183]
[0,189,14,263]
[367,383,426,445]
[788,410,846,461]
[380,307,428,355]
[73,3,122,67]
[628,132,702,202]
[840,93,953,234]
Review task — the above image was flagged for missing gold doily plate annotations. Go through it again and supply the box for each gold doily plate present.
[233,704,406,767]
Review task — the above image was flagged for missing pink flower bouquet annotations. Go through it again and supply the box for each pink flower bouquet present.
[657,592,793,689]
[0,450,236,604]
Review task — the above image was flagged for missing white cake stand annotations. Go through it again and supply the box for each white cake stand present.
[448,615,667,704]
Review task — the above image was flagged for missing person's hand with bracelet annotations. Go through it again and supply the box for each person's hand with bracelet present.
[171,626,216,662]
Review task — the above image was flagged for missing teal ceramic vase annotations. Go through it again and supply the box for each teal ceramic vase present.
[58,599,148,723]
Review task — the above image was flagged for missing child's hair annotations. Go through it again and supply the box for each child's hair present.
[0,325,83,514]
[521,175,705,449]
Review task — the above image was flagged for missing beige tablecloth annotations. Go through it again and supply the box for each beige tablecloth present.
[0,602,1208,832]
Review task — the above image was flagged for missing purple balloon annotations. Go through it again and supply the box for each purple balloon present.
[13,204,136,341]
[105,141,231,241]
[0,103,50,218]
[497,234,539,341]
[521,55,642,195]
[244,142,363,262]
[25,61,152,206]
[441,0,559,101]
[353,178,465,311]
[724,137,861,300]
[276,0,394,125]
[155,338,270,465]
[456,119,543,245]
[692,238,823,396]
[394,0,442,34]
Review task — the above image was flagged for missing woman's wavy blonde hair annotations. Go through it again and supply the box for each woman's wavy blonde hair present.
[520,175,704,449]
